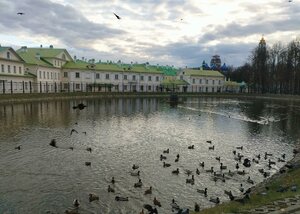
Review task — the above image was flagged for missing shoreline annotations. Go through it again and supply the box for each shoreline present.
[1,92,300,104]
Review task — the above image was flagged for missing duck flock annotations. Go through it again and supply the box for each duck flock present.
[12,102,295,214]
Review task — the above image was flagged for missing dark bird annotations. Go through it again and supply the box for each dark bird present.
[70,129,78,135]
[153,197,161,207]
[15,145,21,150]
[17,12,25,15]
[73,103,87,110]
[144,186,152,195]
[85,161,91,166]
[108,185,115,193]
[73,199,80,207]
[132,164,139,170]
[50,139,57,148]
[113,13,121,19]
[86,147,92,152]
[111,177,115,184]
[188,145,194,149]
[89,193,99,202]
[172,168,179,174]
[82,131,87,135]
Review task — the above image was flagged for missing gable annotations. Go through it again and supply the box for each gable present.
[0,47,24,62]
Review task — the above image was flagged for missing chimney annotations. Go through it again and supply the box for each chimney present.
[49,45,53,48]
[21,46,27,52]
[36,53,41,60]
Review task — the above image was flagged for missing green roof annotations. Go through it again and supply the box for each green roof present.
[63,61,164,74]
[183,69,224,77]
[0,47,10,52]
[161,79,189,86]
[16,47,71,67]
[224,81,240,87]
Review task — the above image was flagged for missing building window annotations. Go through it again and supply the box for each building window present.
[212,87,215,92]
[19,67,22,74]
[54,73,57,79]
[51,73,53,79]
[39,70,42,78]
[1,64,4,72]
[13,66,16,73]
[7,52,10,59]
[200,79,202,84]
[75,72,80,78]
[140,76,144,81]
[132,75,136,81]
[7,65,10,73]
[206,80,208,84]
[156,76,159,82]
[64,72,68,77]
[206,87,208,92]
[219,80,221,85]
[47,72,49,79]
[25,82,28,90]
[212,80,215,85]
[43,71,45,79]
[115,85,119,91]
[148,85,151,91]
[115,74,118,80]
[140,85,144,91]
[193,79,195,84]
[124,75,127,80]
[64,83,68,89]
[105,74,109,79]
[76,84,80,89]
[148,76,152,81]
[96,73,100,79]
[58,73,60,79]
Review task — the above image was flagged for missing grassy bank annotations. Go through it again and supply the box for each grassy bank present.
[1,92,300,104]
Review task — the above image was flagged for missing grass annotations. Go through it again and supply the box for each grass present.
[194,167,300,214]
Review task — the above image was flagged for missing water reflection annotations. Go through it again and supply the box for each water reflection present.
[0,97,299,213]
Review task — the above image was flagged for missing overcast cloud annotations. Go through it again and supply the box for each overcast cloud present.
[0,0,299,67]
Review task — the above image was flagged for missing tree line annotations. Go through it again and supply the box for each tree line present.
[225,38,300,94]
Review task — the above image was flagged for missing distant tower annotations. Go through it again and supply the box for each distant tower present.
[210,55,221,70]
[259,36,266,48]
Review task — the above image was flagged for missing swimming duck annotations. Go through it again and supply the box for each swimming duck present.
[89,193,99,202]
[278,158,285,162]
[206,140,212,144]
[209,197,220,204]
[188,145,194,149]
[115,196,129,201]
[153,197,161,207]
[263,171,270,178]
[163,162,171,168]
[216,156,221,161]
[239,184,244,193]
[85,162,91,166]
[256,154,261,160]
[172,168,179,175]
[247,176,254,184]
[175,156,179,162]
[196,168,200,175]
[50,139,57,148]
[194,202,200,212]
[132,164,139,170]
[185,169,193,176]
[197,188,207,196]
[236,163,239,170]
[233,150,236,155]
[268,159,276,165]
[69,147,74,150]
[220,163,227,170]
[205,167,214,173]
[186,175,195,185]
[160,154,167,161]
[86,147,92,152]
[282,154,286,159]
[73,199,80,207]
[163,148,169,154]
[252,158,259,164]
[227,170,234,177]
[111,177,115,184]
[176,154,180,159]
[144,186,152,195]
[15,145,21,150]
[199,162,205,168]
[237,170,246,175]
[236,146,243,150]
[108,185,115,193]
[208,145,215,150]
[134,179,143,188]
[170,199,180,210]
[130,171,140,176]
[224,190,235,200]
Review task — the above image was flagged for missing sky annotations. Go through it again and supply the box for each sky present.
[0,0,299,68]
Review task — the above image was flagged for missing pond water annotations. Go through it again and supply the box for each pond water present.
[0,97,300,213]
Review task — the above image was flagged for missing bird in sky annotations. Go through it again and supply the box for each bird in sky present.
[70,129,79,135]
[288,0,292,2]
[113,13,121,19]
[17,12,25,15]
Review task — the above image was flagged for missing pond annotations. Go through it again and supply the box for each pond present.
[0,97,300,213]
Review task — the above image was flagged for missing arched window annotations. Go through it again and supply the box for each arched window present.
[62,54,66,60]
[7,52,10,59]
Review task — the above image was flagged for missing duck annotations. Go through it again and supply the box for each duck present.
[197,188,207,196]
[247,176,254,184]
[237,170,246,175]
[233,150,236,155]
[49,139,57,148]
[278,158,285,162]
[209,197,220,204]
[89,193,99,202]
[220,163,227,170]
[134,179,143,188]
[111,177,115,184]
[282,153,286,159]
[206,140,212,144]
[227,170,234,177]
[188,145,194,149]
[199,162,205,168]
[263,171,270,178]
[224,190,235,200]
[175,157,179,162]
[239,184,244,193]
[108,185,115,193]
[85,162,91,166]
[184,169,193,176]
[132,164,139,170]
[69,147,74,150]
[194,202,200,212]
[208,145,215,150]
[176,154,180,159]
[196,168,200,175]
[153,197,161,207]
[160,154,167,161]
[186,175,195,185]
[15,145,21,150]
[170,199,180,210]
[256,154,261,160]
[236,146,243,150]
[268,159,276,165]
[115,196,129,201]
[86,147,92,152]
[258,168,264,174]
[206,167,214,173]
[144,186,152,195]
[236,163,239,170]
[130,171,140,176]
[73,199,80,207]
[163,148,169,154]
[265,152,273,156]
[216,156,221,161]
[252,158,259,164]
[172,168,179,174]
[163,162,171,168]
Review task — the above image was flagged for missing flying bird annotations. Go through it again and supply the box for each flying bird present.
[70,129,79,135]
[17,12,25,15]
[113,13,121,19]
